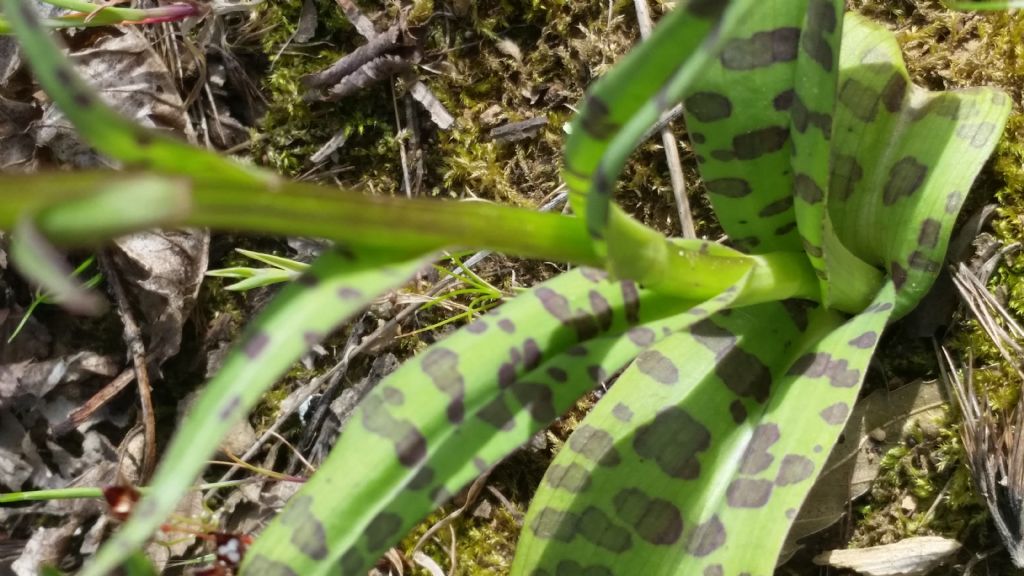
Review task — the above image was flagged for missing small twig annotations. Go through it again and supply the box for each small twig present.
[54,365,136,436]
[412,469,491,556]
[98,251,157,483]
[633,0,694,238]
[393,83,413,198]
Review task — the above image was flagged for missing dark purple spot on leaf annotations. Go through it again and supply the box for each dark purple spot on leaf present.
[909,251,941,273]
[408,466,434,489]
[422,348,465,423]
[627,327,656,347]
[775,221,798,236]
[726,478,773,508]
[580,95,618,138]
[918,219,942,249]
[705,178,752,198]
[497,318,516,333]
[730,400,747,423]
[721,27,800,70]
[730,126,789,160]
[820,402,850,424]
[881,73,907,112]
[621,281,640,324]
[530,507,579,542]
[478,397,516,430]
[688,515,726,556]
[776,454,815,486]
[613,488,683,545]
[839,77,879,122]
[244,332,270,358]
[794,174,824,203]
[340,550,365,575]
[883,157,928,205]
[365,512,403,552]
[569,425,620,466]
[218,395,242,421]
[773,89,795,111]
[892,261,908,290]
[245,556,301,576]
[511,381,557,423]
[588,290,613,332]
[685,92,732,122]
[361,396,427,467]
[381,386,405,405]
[546,463,591,493]
[337,286,363,299]
[578,507,633,552]
[555,561,612,576]
[634,407,710,479]
[635,350,679,385]
[612,403,634,422]
[831,154,864,200]
[279,496,329,560]
[303,331,323,347]
[546,366,568,383]
[848,331,878,349]
[740,424,780,475]
[781,300,813,331]
[758,197,794,217]
[466,320,487,334]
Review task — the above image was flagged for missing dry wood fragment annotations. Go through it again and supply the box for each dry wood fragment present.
[323,55,413,101]
[301,24,402,91]
[489,116,548,142]
[813,536,961,576]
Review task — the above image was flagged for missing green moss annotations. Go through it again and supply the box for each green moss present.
[399,501,523,574]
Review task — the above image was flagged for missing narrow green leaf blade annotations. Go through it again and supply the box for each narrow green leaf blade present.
[79,247,432,576]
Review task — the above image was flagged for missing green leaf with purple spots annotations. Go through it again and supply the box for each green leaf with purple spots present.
[826,12,1009,317]
[79,247,432,576]
[242,265,755,575]
[683,3,1009,313]
[513,286,895,575]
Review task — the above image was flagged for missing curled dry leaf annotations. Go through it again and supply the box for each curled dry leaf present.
[11,521,79,576]
[108,229,210,364]
[35,27,192,168]
[813,536,961,576]
[0,351,119,402]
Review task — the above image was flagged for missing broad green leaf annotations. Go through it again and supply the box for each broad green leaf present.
[78,247,432,576]
[514,285,896,574]
[828,12,1010,317]
[244,263,754,575]
[680,0,811,254]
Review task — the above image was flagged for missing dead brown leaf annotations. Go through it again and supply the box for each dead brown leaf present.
[784,380,946,557]
[108,229,209,364]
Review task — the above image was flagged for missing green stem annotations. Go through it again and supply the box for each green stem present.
[0,486,103,503]
[0,171,824,305]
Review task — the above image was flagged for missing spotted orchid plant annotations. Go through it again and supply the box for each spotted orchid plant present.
[0,0,1011,574]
